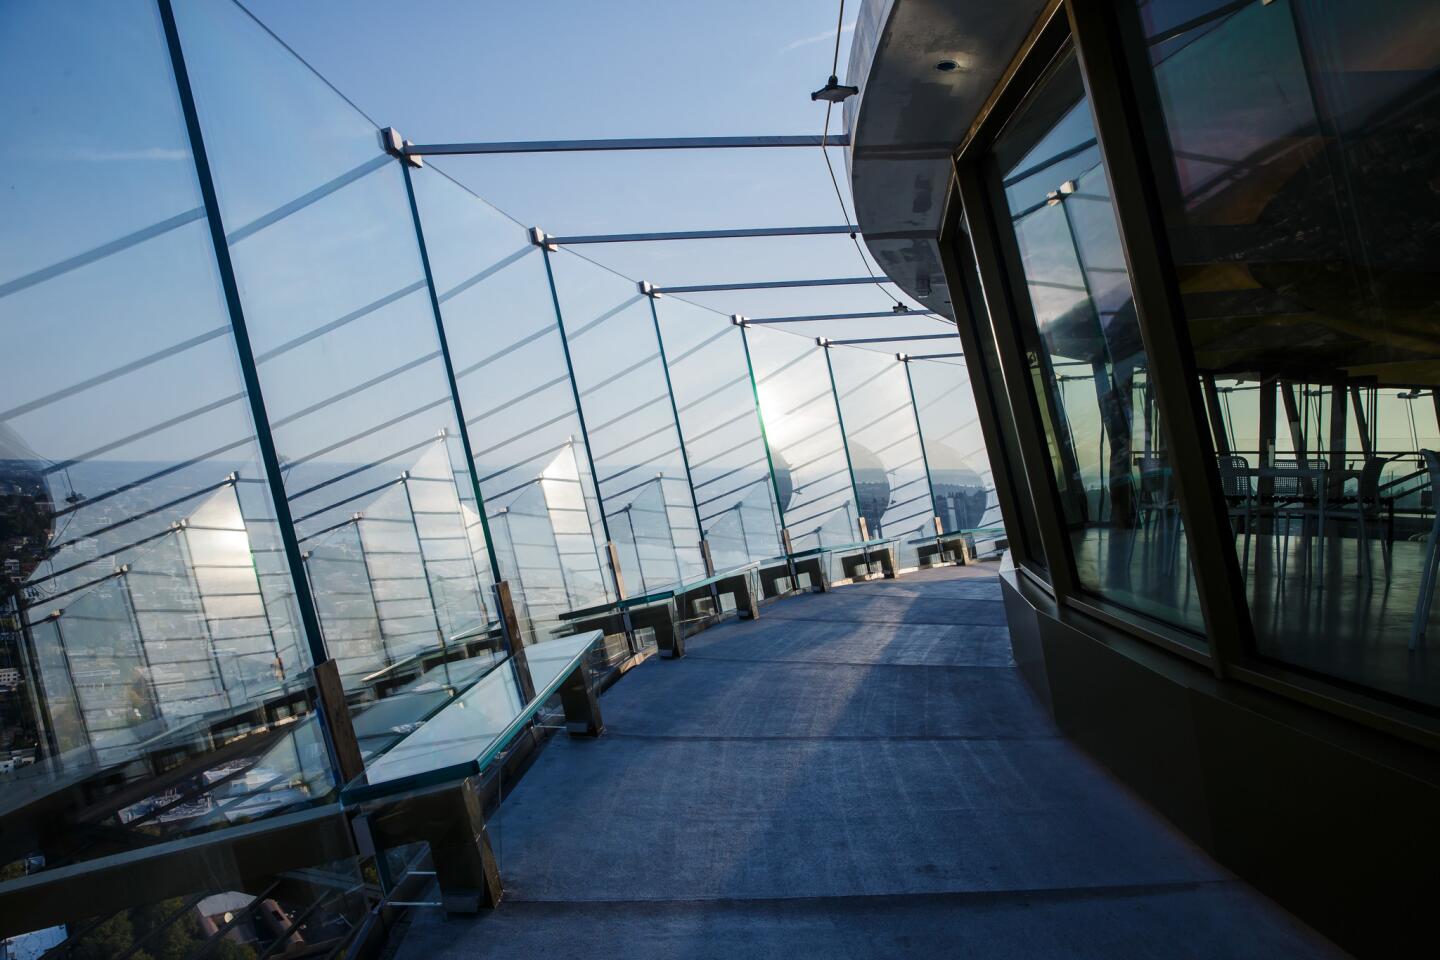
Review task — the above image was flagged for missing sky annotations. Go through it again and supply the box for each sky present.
[240,0,955,349]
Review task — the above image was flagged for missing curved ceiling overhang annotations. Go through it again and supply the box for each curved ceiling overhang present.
[844,0,1050,319]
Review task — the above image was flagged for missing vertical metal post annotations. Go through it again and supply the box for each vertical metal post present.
[736,320,791,547]
[821,342,866,540]
[1328,385,1348,498]
[399,471,453,652]
[155,0,328,670]
[901,356,941,527]
[538,246,623,600]
[644,292,707,557]
[1350,386,1375,460]
[398,163,506,590]
[1202,375,1231,456]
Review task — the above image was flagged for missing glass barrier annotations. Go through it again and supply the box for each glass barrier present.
[1122,0,1440,700]
[0,0,324,886]
[907,358,1006,551]
[172,0,497,686]
[828,347,938,567]
[545,250,706,591]
[652,298,785,571]
[745,326,861,552]
[408,167,612,640]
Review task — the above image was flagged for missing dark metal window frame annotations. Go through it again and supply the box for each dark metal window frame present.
[942,0,1440,746]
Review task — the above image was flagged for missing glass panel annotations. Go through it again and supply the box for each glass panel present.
[0,0,322,882]
[171,0,495,687]
[546,251,705,589]
[908,358,1006,548]
[828,348,938,566]
[1124,0,1440,700]
[746,326,861,551]
[348,632,595,792]
[653,298,784,570]
[408,167,611,640]
[990,45,1204,636]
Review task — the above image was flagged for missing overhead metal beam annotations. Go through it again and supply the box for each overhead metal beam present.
[655,277,891,294]
[828,333,958,345]
[402,134,850,156]
[906,352,964,359]
[745,309,943,325]
[543,225,857,245]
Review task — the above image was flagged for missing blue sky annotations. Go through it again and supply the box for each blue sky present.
[241,0,951,345]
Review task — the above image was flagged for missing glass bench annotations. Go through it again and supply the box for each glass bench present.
[339,630,605,913]
[556,564,761,659]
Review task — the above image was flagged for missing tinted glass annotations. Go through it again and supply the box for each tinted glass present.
[1125,0,1440,699]
[989,46,1205,636]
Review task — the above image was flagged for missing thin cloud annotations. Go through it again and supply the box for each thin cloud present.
[781,21,854,53]
[53,147,191,162]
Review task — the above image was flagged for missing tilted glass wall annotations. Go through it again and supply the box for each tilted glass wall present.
[409,168,612,640]
[907,358,1005,542]
[172,0,498,686]
[0,0,997,948]
[828,348,938,565]
[746,327,862,551]
[653,299,784,570]
[985,44,1205,636]
[1116,0,1440,702]
[546,251,707,594]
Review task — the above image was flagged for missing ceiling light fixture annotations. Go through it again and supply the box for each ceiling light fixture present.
[811,74,859,103]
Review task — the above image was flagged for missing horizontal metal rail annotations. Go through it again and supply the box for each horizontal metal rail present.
[546,225,857,245]
[829,332,958,345]
[403,134,850,156]
[655,276,889,294]
[745,310,941,325]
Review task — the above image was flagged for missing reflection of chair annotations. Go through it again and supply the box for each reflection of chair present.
[1136,456,1180,573]
[1328,456,1394,577]
[1217,455,1254,576]
[1409,450,1440,650]
[1269,458,1327,581]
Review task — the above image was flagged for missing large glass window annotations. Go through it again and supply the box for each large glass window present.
[1122,0,1440,702]
[410,168,611,639]
[988,46,1205,636]
[0,0,322,876]
[546,251,706,594]
[172,0,497,686]
[653,298,784,570]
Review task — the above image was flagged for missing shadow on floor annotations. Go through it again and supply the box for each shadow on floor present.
[391,564,1343,959]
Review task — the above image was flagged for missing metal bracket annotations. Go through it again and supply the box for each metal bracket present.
[637,280,661,298]
[380,127,423,168]
[730,314,749,327]
[529,226,558,251]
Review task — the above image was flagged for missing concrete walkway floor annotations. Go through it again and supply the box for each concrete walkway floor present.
[393,564,1343,959]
